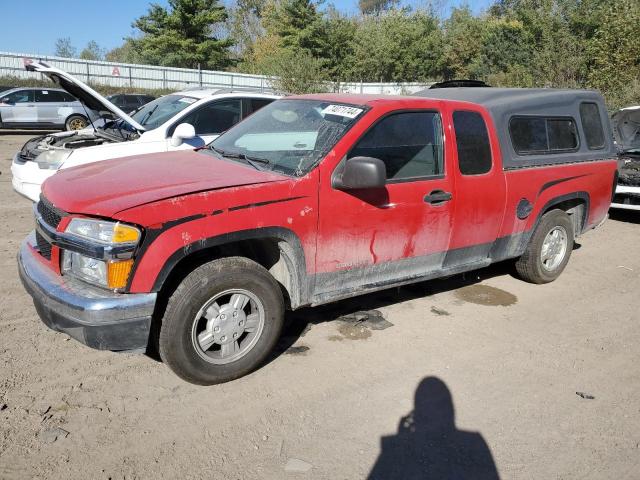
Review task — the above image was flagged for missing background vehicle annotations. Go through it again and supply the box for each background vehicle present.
[0,87,88,130]
[106,93,156,113]
[611,105,640,210]
[18,90,617,385]
[11,62,279,202]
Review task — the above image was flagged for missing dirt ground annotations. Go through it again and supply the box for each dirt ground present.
[1,132,639,480]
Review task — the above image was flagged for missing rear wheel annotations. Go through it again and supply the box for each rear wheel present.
[158,257,284,385]
[515,209,574,284]
[65,114,88,131]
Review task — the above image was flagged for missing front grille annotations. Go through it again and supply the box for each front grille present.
[35,230,52,260]
[37,196,66,229]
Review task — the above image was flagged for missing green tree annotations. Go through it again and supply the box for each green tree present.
[228,0,267,59]
[105,39,143,64]
[586,0,640,108]
[262,0,324,53]
[477,18,534,86]
[265,49,329,93]
[320,7,357,80]
[130,0,234,69]
[440,7,486,80]
[79,40,106,61]
[54,37,77,58]
[358,0,398,16]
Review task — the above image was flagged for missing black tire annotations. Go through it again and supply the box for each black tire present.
[65,114,88,131]
[515,209,574,284]
[158,257,284,385]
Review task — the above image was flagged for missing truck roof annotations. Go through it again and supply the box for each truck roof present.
[416,87,616,169]
[414,87,604,112]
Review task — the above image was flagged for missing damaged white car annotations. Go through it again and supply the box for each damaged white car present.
[612,106,640,210]
[11,62,279,202]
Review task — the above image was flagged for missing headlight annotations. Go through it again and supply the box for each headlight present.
[34,149,72,170]
[65,218,141,245]
[62,219,141,290]
[62,251,134,290]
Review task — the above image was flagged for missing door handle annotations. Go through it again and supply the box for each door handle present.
[424,190,452,205]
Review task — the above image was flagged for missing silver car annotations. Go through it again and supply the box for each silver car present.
[0,87,89,130]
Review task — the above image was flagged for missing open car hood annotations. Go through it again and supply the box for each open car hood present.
[26,61,146,132]
[612,106,640,152]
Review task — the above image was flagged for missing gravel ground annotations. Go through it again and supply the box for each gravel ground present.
[1,132,639,480]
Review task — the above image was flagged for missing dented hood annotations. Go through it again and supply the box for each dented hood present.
[26,61,146,132]
[612,106,640,151]
[42,150,285,217]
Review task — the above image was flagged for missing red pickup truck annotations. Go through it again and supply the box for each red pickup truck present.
[18,90,617,385]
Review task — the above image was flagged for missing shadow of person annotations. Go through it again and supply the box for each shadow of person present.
[368,377,500,480]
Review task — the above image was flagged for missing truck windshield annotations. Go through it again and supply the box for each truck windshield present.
[130,94,198,130]
[209,99,366,176]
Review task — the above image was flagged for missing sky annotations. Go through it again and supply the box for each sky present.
[0,0,493,57]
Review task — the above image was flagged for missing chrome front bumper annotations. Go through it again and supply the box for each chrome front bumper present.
[18,233,157,352]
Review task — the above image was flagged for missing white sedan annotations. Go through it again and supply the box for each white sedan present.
[11,62,279,202]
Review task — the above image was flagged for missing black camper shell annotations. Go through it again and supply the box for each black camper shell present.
[414,88,616,169]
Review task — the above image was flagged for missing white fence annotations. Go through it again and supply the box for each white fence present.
[0,51,432,94]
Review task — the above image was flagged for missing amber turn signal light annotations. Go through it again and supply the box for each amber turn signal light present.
[107,259,134,289]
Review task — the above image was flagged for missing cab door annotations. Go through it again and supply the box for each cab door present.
[34,89,60,124]
[315,109,454,297]
[0,89,36,124]
[442,107,506,268]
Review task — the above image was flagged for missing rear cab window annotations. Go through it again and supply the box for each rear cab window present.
[453,110,492,175]
[348,111,444,182]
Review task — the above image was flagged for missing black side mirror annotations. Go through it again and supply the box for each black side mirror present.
[333,156,387,190]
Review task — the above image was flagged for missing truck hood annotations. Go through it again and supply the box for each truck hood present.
[26,61,145,132]
[42,150,285,217]
[612,106,640,151]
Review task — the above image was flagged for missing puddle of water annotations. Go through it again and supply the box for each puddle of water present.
[337,323,373,340]
[284,345,310,355]
[453,285,517,307]
[337,310,393,331]
[430,306,451,316]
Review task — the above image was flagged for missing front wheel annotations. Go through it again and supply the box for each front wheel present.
[515,209,574,284]
[158,257,284,385]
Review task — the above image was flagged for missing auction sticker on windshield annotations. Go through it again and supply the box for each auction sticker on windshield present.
[321,104,363,118]
[179,98,197,104]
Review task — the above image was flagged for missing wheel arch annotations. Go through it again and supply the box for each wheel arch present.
[149,227,310,310]
[535,191,590,238]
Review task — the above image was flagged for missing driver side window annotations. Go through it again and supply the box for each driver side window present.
[3,90,34,104]
[348,111,444,182]
[179,99,242,135]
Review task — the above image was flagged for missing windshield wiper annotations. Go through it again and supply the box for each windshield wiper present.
[138,104,158,126]
[210,146,271,170]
